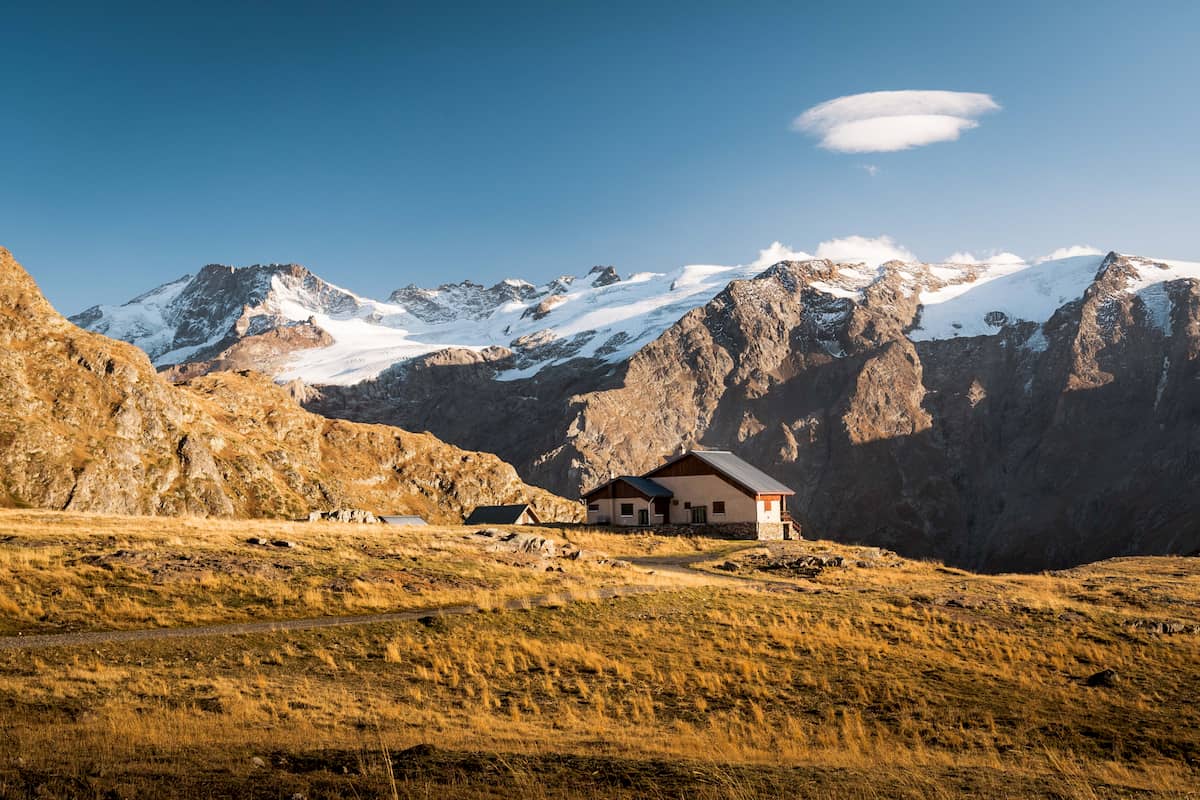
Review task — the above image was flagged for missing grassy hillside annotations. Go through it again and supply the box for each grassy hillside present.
[0,510,1196,798]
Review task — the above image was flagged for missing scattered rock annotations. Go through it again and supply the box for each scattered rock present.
[1127,618,1200,635]
[715,561,740,572]
[308,509,379,524]
[271,540,297,549]
[1086,668,1120,687]
[246,537,268,546]
[251,756,266,768]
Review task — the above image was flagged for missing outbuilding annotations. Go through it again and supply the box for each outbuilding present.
[463,504,540,526]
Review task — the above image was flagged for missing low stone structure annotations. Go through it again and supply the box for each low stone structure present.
[586,521,795,541]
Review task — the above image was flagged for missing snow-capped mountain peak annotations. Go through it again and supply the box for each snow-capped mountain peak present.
[72,250,1200,388]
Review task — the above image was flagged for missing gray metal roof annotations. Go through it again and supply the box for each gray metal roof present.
[582,475,673,499]
[621,476,673,497]
[463,504,537,525]
[653,450,795,496]
[379,515,428,526]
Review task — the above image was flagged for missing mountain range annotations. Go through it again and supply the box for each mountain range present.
[72,247,1200,570]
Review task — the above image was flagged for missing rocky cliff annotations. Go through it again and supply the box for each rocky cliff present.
[0,247,576,523]
[309,253,1200,570]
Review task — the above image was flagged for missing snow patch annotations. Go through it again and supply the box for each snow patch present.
[910,255,1104,341]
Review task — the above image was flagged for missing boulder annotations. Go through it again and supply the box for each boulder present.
[308,509,379,524]
[1085,668,1120,687]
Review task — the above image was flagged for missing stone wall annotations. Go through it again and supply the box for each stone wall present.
[586,521,797,541]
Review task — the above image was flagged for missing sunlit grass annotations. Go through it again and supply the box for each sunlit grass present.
[0,510,1197,798]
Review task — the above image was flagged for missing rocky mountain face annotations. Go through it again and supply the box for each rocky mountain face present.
[0,247,576,523]
[308,253,1200,571]
[80,247,1200,570]
[70,263,366,368]
[73,257,781,386]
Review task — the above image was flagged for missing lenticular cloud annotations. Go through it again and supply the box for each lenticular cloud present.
[793,90,1000,153]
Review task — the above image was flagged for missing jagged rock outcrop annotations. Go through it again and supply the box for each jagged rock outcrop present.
[311,254,1200,570]
[69,263,364,366]
[0,247,577,523]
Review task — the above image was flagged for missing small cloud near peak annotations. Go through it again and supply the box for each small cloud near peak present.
[751,241,814,268]
[815,235,916,266]
[793,90,1000,153]
[944,250,1024,265]
[1036,245,1104,263]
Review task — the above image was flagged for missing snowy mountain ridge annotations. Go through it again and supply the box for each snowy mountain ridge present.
[71,250,1200,387]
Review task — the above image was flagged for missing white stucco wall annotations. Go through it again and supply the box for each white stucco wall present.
[585,496,664,526]
[757,496,782,523]
[651,474,761,524]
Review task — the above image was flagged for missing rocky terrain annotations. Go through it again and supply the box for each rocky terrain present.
[78,249,1200,570]
[301,252,1200,570]
[0,247,576,523]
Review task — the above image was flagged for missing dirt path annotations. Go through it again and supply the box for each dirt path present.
[0,584,670,652]
[630,544,761,581]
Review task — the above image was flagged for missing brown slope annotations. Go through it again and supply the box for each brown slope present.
[0,247,577,523]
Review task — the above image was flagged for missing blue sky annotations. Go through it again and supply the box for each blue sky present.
[3,0,1198,314]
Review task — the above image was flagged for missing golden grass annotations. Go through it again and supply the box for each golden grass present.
[0,510,1197,798]
[0,510,667,635]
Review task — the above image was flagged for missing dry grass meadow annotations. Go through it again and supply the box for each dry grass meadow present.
[0,509,1197,798]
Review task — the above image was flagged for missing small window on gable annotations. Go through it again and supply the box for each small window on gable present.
[763,499,774,511]
[712,501,726,515]
[620,503,634,516]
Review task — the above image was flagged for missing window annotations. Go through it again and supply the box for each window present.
[763,499,774,511]
[712,501,726,515]
[587,503,599,512]
[620,503,634,517]
[690,506,707,524]
[683,501,691,509]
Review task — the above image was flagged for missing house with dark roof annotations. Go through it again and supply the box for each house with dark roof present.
[463,503,540,526]
[581,450,796,540]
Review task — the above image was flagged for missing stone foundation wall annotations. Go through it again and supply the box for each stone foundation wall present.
[584,521,798,541]
[756,522,786,541]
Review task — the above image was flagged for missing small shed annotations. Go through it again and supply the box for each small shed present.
[379,515,428,526]
[463,504,540,526]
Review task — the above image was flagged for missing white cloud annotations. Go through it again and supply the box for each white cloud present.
[793,90,1000,153]
[944,250,1025,265]
[814,235,916,266]
[751,241,814,268]
[860,164,879,177]
[1036,245,1104,263]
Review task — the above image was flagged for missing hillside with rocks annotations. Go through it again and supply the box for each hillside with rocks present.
[0,247,576,524]
[80,248,1200,570]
